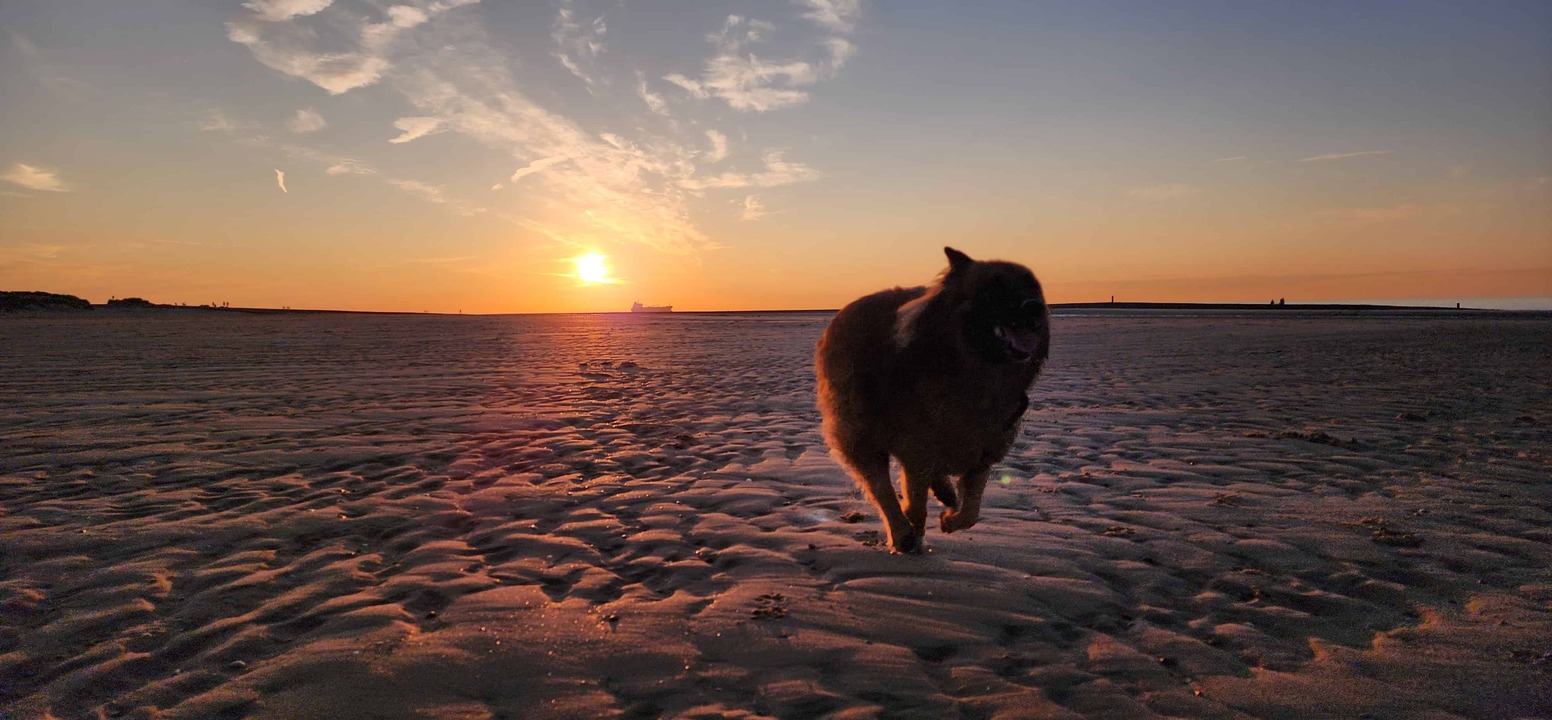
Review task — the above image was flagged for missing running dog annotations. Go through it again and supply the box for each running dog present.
[815,247,1049,553]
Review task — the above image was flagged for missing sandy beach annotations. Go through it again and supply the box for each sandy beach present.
[2,311,1548,720]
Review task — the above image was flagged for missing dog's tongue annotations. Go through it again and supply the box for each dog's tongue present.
[1005,327,1042,356]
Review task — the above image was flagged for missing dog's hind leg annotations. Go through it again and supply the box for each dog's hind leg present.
[842,450,917,554]
[929,476,957,510]
[900,464,946,545]
[939,467,990,533]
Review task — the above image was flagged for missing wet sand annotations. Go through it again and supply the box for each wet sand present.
[2,311,1549,719]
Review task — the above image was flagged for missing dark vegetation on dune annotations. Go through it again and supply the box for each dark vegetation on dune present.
[0,291,92,313]
[104,297,159,309]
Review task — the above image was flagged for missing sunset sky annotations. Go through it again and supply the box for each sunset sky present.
[2,0,1549,312]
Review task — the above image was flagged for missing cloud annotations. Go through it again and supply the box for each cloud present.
[273,141,376,176]
[635,73,668,116]
[1298,150,1393,163]
[665,15,823,112]
[386,39,719,253]
[1317,204,1456,223]
[197,109,249,133]
[1214,156,1247,163]
[287,108,327,133]
[680,150,820,190]
[510,156,569,182]
[387,178,483,216]
[386,178,441,203]
[324,160,374,175]
[799,0,861,33]
[705,130,729,162]
[11,33,91,99]
[553,0,607,87]
[663,74,705,97]
[739,194,766,221]
[223,1,833,255]
[193,107,503,217]
[242,0,333,22]
[2,163,70,192]
[388,116,443,144]
[227,0,478,95]
[822,37,855,71]
[1128,184,1199,201]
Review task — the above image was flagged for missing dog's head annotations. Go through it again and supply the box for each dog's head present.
[900,247,1048,365]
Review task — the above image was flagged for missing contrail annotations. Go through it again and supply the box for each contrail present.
[275,169,288,193]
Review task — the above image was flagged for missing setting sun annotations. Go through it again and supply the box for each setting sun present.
[574,253,611,285]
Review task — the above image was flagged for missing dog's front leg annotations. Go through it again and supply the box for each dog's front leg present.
[848,452,919,553]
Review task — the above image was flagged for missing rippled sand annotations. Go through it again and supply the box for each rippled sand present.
[2,311,1548,719]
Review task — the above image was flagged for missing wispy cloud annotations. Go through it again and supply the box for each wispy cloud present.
[635,72,668,116]
[325,160,374,175]
[666,15,825,112]
[1317,203,1457,223]
[273,141,374,175]
[681,150,819,190]
[552,0,607,87]
[388,116,443,144]
[3,163,70,192]
[799,0,861,33]
[226,0,476,95]
[386,178,441,203]
[197,109,252,133]
[1213,156,1247,163]
[11,33,91,99]
[242,0,333,22]
[192,106,507,218]
[287,107,326,133]
[1299,150,1393,163]
[739,194,766,221]
[510,156,569,182]
[1128,184,1199,201]
[226,1,835,255]
[705,130,729,162]
[381,31,718,252]
[390,179,485,216]
[822,37,855,71]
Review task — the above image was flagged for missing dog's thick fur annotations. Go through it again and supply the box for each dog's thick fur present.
[815,247,1050,553]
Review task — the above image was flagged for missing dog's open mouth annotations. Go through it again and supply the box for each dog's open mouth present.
[993,325,1042,362]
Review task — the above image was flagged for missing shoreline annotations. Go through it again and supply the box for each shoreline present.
[2,301,1549,319]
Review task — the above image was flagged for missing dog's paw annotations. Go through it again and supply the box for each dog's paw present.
[940,510,978,534]
[889,532,923,555]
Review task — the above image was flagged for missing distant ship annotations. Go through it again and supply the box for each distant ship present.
[630,301,672,313]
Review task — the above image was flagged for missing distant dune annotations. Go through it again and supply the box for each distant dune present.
[0,291,92,313]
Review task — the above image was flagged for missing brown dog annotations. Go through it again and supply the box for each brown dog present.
[815,247,1049,553]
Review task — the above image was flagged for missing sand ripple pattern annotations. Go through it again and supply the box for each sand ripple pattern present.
[2,313,1549,719]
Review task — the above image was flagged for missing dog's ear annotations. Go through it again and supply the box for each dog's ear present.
[944,247,973,276]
